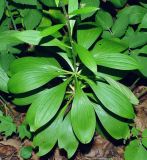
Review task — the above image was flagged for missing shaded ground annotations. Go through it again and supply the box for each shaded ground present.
[0,85,147,160]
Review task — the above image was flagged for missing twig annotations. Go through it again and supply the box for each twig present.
[0,95,14,116]
[130,78,140,90]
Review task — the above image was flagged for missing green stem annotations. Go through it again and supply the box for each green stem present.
[5,0,17,30]
[61,2,76,71]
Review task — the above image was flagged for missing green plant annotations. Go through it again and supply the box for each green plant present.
[125,128,147,160]
[0,0,147,159]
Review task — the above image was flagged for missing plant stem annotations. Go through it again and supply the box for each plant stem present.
[5,0,17,30]
[61,2,77,71]
[0,95,14,116]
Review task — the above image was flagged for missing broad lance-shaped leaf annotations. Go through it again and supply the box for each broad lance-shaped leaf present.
[68,0,78,15]
[87,81,135,119]
[117,5,147,25]
[0,0,5,21]
[93,52,141,70]
[8,68,61,94]
[13,30,41,45]
[77,26,102,49]
[139,13,147,29]
[71,81,96,143]
[57,52,74,71]
[80,0,100,20]
[58,113,78,158]
[91,39,128,56]
[33,106,66,156]
[98,73,139,105]
[13,89,46,106]
[41,24,64,37]
[26,80,69,131]
[40,38,71,51]
[10,57,61,75]
[74,43,97,73]
[112,15,129,37]
[69,7,98,17]
[139,45,147,54]
[23,9,42,30]
[95,10,113,30]
[94,104,130,139]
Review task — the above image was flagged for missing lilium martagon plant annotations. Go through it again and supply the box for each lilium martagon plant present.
[7,1,141,159]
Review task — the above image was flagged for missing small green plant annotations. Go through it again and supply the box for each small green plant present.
[0,0,147,159]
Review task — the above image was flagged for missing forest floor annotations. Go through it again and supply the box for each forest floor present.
[0,84,147,160]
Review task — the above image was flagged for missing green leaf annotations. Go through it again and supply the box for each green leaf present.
[108,0,127,8]
[117,5,147,25]
[68,0,78,14]
[57,52,74,71]
[69,7,98,17]
[124,32,147,49]
[13,30,42,45]
[139,45,147,54]
[0,0,5,21]
[40,0,56,7]
[23,9,42,30]
[26,80,69,131]
[131,127,140,137]
[80,0,100,20]
[142,129,147,148]
[112,15,129,37]
[38,17,52,30]
[8,68,61,94]
[0,52,15,72]
[94,104,130,139]
[0,31,21,51]
[0,67,9,93]
[94,53,141,70]
[10,57,60,75]
[48,9,66,24]
[74,43,97,73]
[40,38,71,51]
[91,38,128,56]
[125,140,147,160]
[95,10,113,30]
[20,146,32,159]
[71,81,96,143]
[33,107,65,156]
[13,90,45,106]
[77,25,102,49]
[13,0,37,5]
[98,73,139,105]
[139,13,147,29]
[131,50,147,77]
[58,113,78,158]
[18,124,31,139]
[88,81,135,119]
[55,0,60,6]
[68,0,78,34]
[0,115,16,137]
[41,24,64,37]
